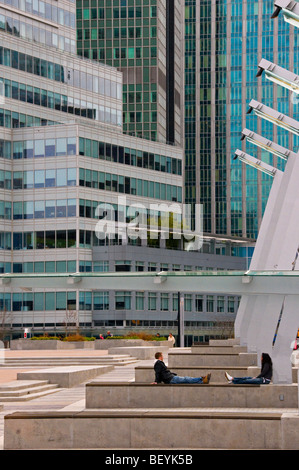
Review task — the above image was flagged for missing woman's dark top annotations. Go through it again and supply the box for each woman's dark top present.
[154,360,177,384]
[257,362,272,380]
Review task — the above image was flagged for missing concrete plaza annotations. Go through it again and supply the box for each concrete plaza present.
[0,348,151,450]
[1,344,299,450]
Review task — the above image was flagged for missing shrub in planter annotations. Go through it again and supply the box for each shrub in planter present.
[31,336,60,340]
[105,332,167,341]
[62,334,95,342]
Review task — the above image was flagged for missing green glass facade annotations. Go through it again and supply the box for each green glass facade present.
[184,0,197,227]
[186,0,295,241]
[76,0,183,146]
[230,0,290,239]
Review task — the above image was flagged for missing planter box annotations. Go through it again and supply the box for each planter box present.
[10,339,95,350]
[10,338,171,351]
[94,339,170,349]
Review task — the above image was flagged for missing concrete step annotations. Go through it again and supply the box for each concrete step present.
[4,408,299,449]
[17,365,115,388]
[107,346,169,360]
[209,338,240,346]
[190,345,248,354]
[0,355,138,367]
[0,380,60,401]
[168,351,257,367]
[85,382,299,409]
[0,380,50,392]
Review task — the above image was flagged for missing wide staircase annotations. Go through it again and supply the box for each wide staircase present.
[0,380,61,402]
[0,354,137,367]
[0,353,138,401]
[4,339,299,449]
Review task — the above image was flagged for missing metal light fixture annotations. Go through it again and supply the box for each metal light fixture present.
[241,128,295,161]
[248,99,299,136]
[271,0,299,28]
[234,150,280,177]
[257,58,299,94]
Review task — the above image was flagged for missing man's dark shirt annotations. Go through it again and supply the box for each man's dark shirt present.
[154,359,177,384]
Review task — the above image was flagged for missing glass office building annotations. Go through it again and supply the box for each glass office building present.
[185,0,298,242]
[0,0,247,342]
[76,0,184,146]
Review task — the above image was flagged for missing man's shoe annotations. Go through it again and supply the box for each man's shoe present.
[225,372,233,383]
[203,373,211,384]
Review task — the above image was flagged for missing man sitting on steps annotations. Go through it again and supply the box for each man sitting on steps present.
[152,351,211,384]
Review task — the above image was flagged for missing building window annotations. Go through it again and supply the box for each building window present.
[172,293,178,311]
[160,293,169,311]
[115,291,131,310]
[93,261,109,272]
[195,295,203,312]
[217,296,225,313]
[148,262,157,272]
[93,292,109,310]
[184,294,192,312]
[135,261,144,272]
[228,296,235,313]
[148,292,157,311]
[115,260,131,272]
[136,292,144,311]
[207,295,214,313]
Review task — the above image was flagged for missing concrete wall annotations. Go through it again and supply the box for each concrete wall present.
[85,383,298,409]
[3,410,284,450]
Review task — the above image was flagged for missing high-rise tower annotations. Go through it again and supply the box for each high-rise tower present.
[76,0,184,146]
[184,0,296,243]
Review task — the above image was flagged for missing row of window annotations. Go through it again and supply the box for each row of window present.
[0,13,76,54]
[0,137,182,178]
[79,137,182,175]
[0,167,182,203]
[0,228,184,250]
[7,320,231,330]
[0,230,76,250]
[4,168,76,190]
[0,260,112,274]
[0,137,77,160]
[1,0,76,28]
[11,199,76,220]
[0,46,122,98]
[0,77,122,126]
[79,229,176,249]
[77,25,157,42]
[0,108,58,128]
[0,260,231,275]
[77,5,157,21]
[79,169,182,202]
[79,198,184,230]
[0,291,237,313]
[3,260,77,274]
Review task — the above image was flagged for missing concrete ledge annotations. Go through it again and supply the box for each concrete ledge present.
[17,365,114,388]
[85,382,298,409]
[209,339,240,346]
[108,346,169,360]
[191,345,247,354]
[134,366,258,383]
[3,409,285,449]
[10,339,95,350]
[168,352,257,367]
[95,339,170,349]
